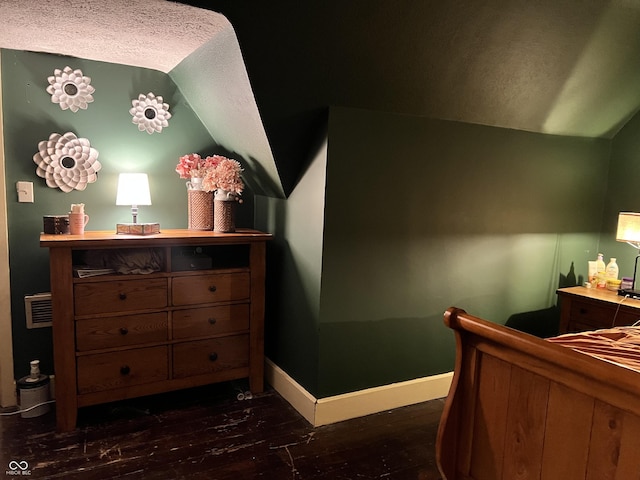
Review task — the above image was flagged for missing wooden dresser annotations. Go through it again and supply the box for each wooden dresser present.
[557,286,640,334]
[40,229,271,432]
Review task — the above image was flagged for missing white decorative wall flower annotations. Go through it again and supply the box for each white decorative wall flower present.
[129,92,172,134]
[46,66,95,112]
[33,132,101,193]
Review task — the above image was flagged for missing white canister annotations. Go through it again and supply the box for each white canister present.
[17,374,50,418]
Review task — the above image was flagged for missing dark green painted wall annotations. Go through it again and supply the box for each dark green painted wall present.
[260,106,611,398]
[255,142,327,395]
[316,108,611,396]
[1,49,251,378]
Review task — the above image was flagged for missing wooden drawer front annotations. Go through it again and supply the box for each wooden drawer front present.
[77,346,168,394]
[570,301,640,329]
[614,306,640,326]
[172,273,250,306]
[76,312,168,351]
[172,304,250,340]
[173,335,249,378]
[74,278,168,316]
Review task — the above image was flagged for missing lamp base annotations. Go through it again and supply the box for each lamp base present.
[618,288,640,300]
[116,222,160,235]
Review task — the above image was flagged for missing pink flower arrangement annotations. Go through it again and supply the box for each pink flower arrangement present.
[176,153,244,196]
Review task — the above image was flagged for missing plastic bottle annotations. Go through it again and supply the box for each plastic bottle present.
[588,261,598,287]
[596,253,607,289]
[605,258,619,280]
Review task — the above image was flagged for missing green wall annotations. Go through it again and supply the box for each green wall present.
[1,49,235,378]
[317,107,610,396]
[259,106,611,398]
[255,138,327,394]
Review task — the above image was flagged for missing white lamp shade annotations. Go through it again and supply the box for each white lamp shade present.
[116,173,151,206]
[616,212,640,243]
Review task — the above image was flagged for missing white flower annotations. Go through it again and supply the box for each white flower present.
[129,92,172,134]
[46,66,95,112]
[33,132,101,193]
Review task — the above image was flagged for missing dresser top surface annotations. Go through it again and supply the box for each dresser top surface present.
[557,286,640,310]
[40,228,272,248]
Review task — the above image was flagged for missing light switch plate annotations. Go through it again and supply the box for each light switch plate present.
[17,181,34,203]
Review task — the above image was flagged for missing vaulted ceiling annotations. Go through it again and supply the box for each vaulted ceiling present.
[2,0,640,195]
[0,0,226,72]
[199,0,640,139]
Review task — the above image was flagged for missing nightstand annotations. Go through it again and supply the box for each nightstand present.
[557,286,640,334]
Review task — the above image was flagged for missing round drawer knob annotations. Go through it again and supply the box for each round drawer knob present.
[120,365,131,376]
[120,327,129,335]
[208,318,217,325]
[209,352,218,362]
[209,285,217,293]
[119,293,127,301]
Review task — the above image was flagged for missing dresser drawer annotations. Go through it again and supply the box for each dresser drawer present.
[172,304,250,339]
[77,346,168,394]
[172,273,250,306]
[173,335,249,378]
[570,300,640,329]
[74,278,168,316]
[76,312,168,351]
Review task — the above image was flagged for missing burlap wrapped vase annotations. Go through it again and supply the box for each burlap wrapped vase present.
[213,189,237,233]
[187,179,213,230]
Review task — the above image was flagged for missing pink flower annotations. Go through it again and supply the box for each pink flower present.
[201,154,223,172]
[177,153,244,196]
[175,153,203,179]
[203,158,244,195]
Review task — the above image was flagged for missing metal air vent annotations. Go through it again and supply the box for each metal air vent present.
[25,292,52,329]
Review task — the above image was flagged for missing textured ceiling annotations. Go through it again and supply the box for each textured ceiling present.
[0,0,227,72]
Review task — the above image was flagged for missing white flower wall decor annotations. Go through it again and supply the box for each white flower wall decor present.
[33,132,101,193]
[46,66,95,112]
[129,92,172,134]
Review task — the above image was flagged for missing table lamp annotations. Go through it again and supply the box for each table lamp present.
[115,173,160,235]
[616,212,640,298]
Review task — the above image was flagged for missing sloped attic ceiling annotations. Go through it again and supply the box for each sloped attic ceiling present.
[0,0,284,198]
[195,0,640,141]
[168,0,640,196]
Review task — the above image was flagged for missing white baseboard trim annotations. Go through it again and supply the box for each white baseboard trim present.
[264,357,452,427]
[264,358,317,424]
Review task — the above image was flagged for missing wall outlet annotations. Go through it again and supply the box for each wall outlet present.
[16,181,33,203]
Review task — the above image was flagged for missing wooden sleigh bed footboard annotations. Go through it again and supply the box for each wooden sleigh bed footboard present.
[436,307,640,480]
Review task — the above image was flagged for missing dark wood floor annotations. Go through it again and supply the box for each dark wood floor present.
[1,382,445,479]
